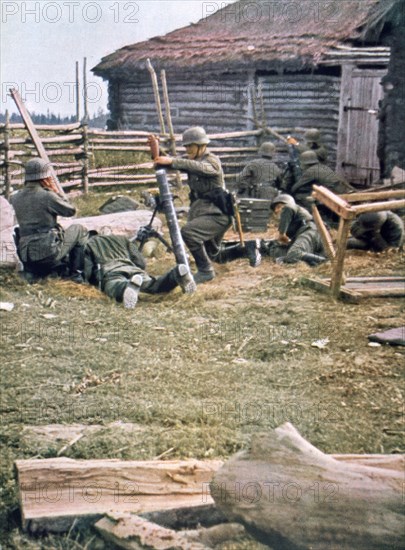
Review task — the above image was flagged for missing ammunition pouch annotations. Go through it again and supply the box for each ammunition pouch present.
[202,188,235,216]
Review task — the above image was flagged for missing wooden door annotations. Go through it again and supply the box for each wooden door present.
[337,65,386,186]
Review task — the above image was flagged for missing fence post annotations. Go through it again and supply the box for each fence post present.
[4,111,11,200]
[82,121,89,194]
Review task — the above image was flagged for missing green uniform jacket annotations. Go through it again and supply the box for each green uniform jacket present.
[172,151,225,219]
[235,157,282,194]
[291,163,348,199]
[11,183,76,263]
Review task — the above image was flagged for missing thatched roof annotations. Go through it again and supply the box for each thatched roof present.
[93,0,399,78]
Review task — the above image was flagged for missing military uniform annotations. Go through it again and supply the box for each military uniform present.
[263,195,326,265]
[348,211,404,252]
[235,158,282,199]
[84,235,185,303]
[12,181,87,274]
[172,151,232,272]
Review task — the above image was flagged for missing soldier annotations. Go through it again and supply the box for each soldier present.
[300,128,328,164]
[291,151,351,213]
[235,141,282,199]
[154,126,232,284]
[261,194,326,266]
[347,211,404,252]
[12,158,88,282]
[83,234,194,309]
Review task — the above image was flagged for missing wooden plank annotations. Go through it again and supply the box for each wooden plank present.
[340,190,405,202]
[9,88,65,196]
[331,216,353,297]
[352,199,405,214]
[312,205,336,260]
[300,278,361,303]
[311,185,356,220]
[16,458,223,533]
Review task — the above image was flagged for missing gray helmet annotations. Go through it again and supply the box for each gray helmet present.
[271,193,296,210]
[304,128,321,143]
[300,150,318,167]
[182,126,210,146]
[358,211,387,228]
[25,158,52,181]
[258,142,275,158]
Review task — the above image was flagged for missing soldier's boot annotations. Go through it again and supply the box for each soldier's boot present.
[245,239,262,267]
[175,264,197,294]
[191,247,215,284]
[68,244,86,284]
[301,253,327,266]
[122,274,143,309]
[215,244,245,264]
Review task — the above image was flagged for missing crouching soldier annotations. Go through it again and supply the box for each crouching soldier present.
[154,126,232,284]
[261,194,327,266]
[347,211,404,252]
[12,158,88,282]
[84,234,194,309]
[235,141,282,199]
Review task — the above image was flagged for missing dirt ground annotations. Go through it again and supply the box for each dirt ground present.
[0,193,404,549]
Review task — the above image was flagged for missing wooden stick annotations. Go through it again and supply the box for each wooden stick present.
[4,110,11,200]
[83,57,88,121]
[9,88,66,196]
[75,61,80,123]
[249,85,260,130]
[311,205,336,259]
[146,59,166,135]
[160,70,182,188]
[330,217,351,298]
[81,122,89,194]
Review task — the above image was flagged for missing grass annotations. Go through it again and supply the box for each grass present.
[0,191,404,549]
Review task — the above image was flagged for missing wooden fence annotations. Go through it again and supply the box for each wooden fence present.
[0,121,306,197]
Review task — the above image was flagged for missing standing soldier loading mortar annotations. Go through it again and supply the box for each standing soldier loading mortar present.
[154,126,232,284]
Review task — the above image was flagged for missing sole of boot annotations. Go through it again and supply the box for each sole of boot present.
[177,264,197,294]
[123,274,142,309]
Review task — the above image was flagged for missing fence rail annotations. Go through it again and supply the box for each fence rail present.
[0,122,306,197]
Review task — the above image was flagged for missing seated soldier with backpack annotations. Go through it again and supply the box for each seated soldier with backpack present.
[11,158,88,283]
[347,211,404,252]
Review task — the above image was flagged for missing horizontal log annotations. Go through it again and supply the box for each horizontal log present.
[352,199,405,214]
[341,190,405,202]
[3,122,81,131]
[312,186,356,220]
[45,148,83,156]
[213,423,405,549]
[15,458,222,533]
[88,129,151,137]
[87,163,153,175]
[89,138,149,145]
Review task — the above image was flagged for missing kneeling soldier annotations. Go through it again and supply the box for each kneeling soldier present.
[154,126,232,284]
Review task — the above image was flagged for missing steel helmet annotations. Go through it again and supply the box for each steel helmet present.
[271,193,296,210]
[182,126,210,146]
[300,150,319,167]
[25,158,52,181]
[304,128,321,143]
[258,142,276,158]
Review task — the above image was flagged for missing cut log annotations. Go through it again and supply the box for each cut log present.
[211,423,405,550]
[15,458,223,534]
